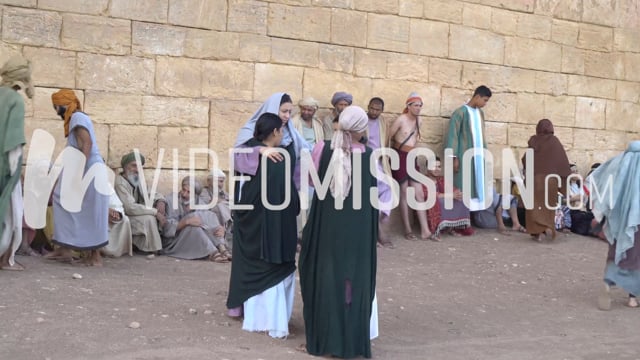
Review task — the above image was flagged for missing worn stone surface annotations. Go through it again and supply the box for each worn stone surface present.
[386,53,429,82]
[505,37,561,72]
[534,0,581,21]
[429,58,462,88]
[38,0,108,15]
[490,8,518,36]
[544,95,575,127]
[109,0,168,23]
[157,127,210,170]
[551,19,579,46]
[354,49,388,79]
[462,3,492,30]
[408,19,449,57]
[141,96,210,128]
[577,23,613,52]
[318,44,354,73]
[155,57,202,98]
[535,71,568,96]
[209,99,261,169]
[567,75,617,100]
[253,63,303,102]
[267,4,331,42]
[616,81,640,103]
[486,93,517,124]
[450,25,504,65]
[605,100,640,132]
[516,13,551,40]
[303,68,373,107]
[575,97,606,130]
[77,54,155,94]
[367,14,409,53]
[561,46,585,75]
[84,91,143,125]
[168,0,226,30]
[238,34,271,62]
[184,29,240,60]
[201,61,254,101]
[227,0,268,35]
[516,93,546,125]
[271,38,318,67]
[22,47,76,88]
[132,22,187,57]
[353,0,398,14]
[614,28,640,53]
[109,125,158,167]
[331,8,367,47]
[584,51,624,80]
[624,53,640,82]
[2,7,61,47]
[61,14,130,55]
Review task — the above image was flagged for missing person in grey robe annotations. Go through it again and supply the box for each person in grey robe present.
[200,169,232,244]
[115,152,164,254]
[161,176,231,262]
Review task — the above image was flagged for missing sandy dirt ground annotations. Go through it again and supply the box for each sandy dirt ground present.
[2,228,639,360]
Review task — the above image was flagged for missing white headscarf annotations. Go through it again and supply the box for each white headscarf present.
[329,106,369,201]
[234,92,311,157]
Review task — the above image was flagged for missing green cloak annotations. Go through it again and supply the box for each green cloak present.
[299,141,378,359]
[0,87,26,237]
[226,139,300,309]
[444,105,487,199]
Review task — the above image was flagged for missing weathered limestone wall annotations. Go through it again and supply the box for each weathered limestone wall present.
[1,0,639,190]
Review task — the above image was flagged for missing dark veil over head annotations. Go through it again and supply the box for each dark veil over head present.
[536,118,554,135]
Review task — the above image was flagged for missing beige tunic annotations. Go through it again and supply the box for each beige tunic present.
[101,192,133,257]
[114,175,163,252]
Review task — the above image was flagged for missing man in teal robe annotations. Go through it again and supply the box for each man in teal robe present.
[445,85,492,212]
[0,55,33,270]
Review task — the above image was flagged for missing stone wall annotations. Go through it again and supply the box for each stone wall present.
[2,0,639,190]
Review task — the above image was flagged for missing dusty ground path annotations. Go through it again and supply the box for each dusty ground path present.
[2,229,638,360]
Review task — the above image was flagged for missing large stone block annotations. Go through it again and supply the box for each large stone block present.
[551,19,579,46]
[313,0,351,8]
[319,44,354,74]
[386,53,429,82]
[484,121,508,145]
[449,25,504,65]
[38,0,108,15]
[544,95,575,127]
[168,0,226,30]
[157,127,210,170]
[0,0,36,6]
[624,53,640,82]
[567,75,617,99]
[155,57,202,98]
[575,97,606,130]
[253,63,303,101]
[614,28,640,52]
[202,60,254,101]
[29,87,81,120]
[516,93,545,124]
[616,81,640,103]
[84,91,142,125]
[227,0,268,35]
[490,8,518,36]
[584,51,624,80]
[142,96,210,128]
[517,13,551,40]
[331,8,367,47]
[109,125,158,167]
[535,71,568,96]
[462,63,537,93]
[409,19,449,57]
[132,22,187,57]
[429,58,462,88]
[439,87,468,118]
[462,3,491,29]
[209,99,261,169]
[486,92,517,123]
[0,42,21,67]
[423,0,463,23]
[2,7,61,47]
[367,14,409,53]
[507,123,535,148]
[618,0,640,29]
[476,0,534,12]
[268,4,331,42]
[303,69,373,107]
[605,100,640,131]
[238,34,271,62]
[78,54,155,94]
[505,37,561,72]
[577,23,613,52]
[399,0,424,18]
[581,0,620,27]
[61,14,130,55]
[372,80,440,117]
[533,0,581,21]
[184,29,240,60]
[271,38,318,67]
[353,49,388,78]
[109,0,168,23]
[573,128,629,151]
[561,46,584,75]
[22,47,76,88]
[353,0,398,14]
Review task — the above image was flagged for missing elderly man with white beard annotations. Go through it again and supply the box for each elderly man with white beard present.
[114,152,164,254]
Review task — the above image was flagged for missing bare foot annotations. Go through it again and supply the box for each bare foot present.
[627,297,638,308]
[497,226,511,236]
[0,261,25,271]
[44,247,74,262]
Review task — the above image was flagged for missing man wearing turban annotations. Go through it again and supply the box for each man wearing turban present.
[388,92,435,241]
[0,55,33,270]
[46,89,109,266]
[114,151,164,254]
[291,97,324,147]
[322,91,353,141]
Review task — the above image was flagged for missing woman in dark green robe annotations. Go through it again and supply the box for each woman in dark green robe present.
[226,112,300,338]
[299,106,379,358]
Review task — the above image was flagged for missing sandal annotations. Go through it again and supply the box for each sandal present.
[404,232,418,241]
[512,226,527,233]
[217,244,232,261]
[209,252,229,263]
[378,239,395,249]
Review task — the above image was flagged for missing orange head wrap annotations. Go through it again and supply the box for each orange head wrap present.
[403,92,423,114]
[51,89,81,137]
